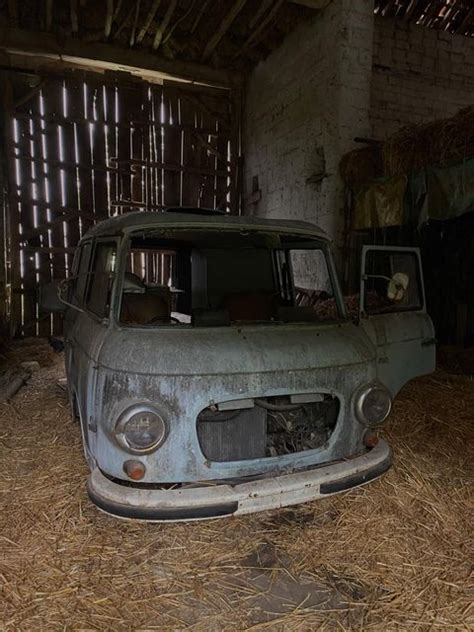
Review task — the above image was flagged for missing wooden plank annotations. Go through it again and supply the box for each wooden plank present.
[116,84,133,212]
[180,95,201,207]
[15,111,37,336]
[103,82,119,219]
[150,84,164,209]
[2,74,24,337]
[110,156,230,177]
[229,88,242,215]
[90,83,109,220]
[162,92,183,207]
[59,78,81,284]
[29,91,53,336]
[42,79,66,333]
[75,79,96,233]
[215,101,230,211]
[64,78,83,245]
[129,85,146,212]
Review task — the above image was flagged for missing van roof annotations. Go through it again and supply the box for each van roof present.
[82,210,329,241]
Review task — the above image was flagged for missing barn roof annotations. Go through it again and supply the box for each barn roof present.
[0,1,471,86]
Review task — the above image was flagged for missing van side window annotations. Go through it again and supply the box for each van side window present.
[363,250,423,314]
[86,242,117,318]
[71,242,92,306]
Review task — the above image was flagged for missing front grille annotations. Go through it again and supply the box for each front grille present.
[197,394,340,462]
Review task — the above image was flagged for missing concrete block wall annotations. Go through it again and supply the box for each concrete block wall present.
[371,16,474,139]
[243,0,374,259]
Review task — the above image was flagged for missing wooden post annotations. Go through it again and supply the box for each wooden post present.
[1,72,22,337]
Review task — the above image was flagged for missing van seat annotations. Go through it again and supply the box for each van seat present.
[121,290,171,325]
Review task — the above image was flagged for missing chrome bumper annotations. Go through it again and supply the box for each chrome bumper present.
[87,440,391,522]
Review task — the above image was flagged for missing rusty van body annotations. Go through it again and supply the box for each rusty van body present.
[41,210,436,520]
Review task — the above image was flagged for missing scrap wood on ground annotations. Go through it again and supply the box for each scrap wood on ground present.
[0,345,472,630]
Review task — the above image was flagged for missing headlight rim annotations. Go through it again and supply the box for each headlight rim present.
[355,382,392,427]
[114,404,168,455]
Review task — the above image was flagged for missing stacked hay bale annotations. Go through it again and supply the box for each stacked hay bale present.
[340,105,474,188]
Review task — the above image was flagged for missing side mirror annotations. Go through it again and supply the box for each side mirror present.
[387,272,409,303]
[38,280,67,313]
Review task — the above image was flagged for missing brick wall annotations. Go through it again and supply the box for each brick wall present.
[243,0,374,257]
[371,16,474,140]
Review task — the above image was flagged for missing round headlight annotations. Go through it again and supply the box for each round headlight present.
[355,384,392,427]
[115,406,167,454]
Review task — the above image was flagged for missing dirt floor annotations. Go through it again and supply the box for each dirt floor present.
[0,348,472,631]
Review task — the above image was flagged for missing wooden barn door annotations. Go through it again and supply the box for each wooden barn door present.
[3,71,241,337]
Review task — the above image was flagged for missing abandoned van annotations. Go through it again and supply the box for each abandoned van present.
[41,209,435,521]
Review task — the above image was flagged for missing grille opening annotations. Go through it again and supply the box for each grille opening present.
[197,395,339,462]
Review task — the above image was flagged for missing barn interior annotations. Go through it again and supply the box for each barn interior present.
[0,1,472,629]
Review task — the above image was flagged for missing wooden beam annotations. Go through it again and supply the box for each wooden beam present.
[249,0,273,29]
[130,0,141,46]
[8,0,18,24]
[191,0,210,33]
[163,0,198,47]
[46,0,54,31]
[0,26,241,87]
[104,0,114,39]
[201,0,248,62]
[458,6,474,34]
[152,0,178,50]
[2,73,22,337]
[70,0,78,33]
[137,0,161,44]
[236,0,285,57]
[289,0,332,8]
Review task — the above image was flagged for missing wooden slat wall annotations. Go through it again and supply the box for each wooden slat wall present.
[5,71,240,337]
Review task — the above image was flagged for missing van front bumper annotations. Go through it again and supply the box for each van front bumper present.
[87,440,391,522]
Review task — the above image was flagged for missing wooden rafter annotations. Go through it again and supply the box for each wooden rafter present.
[191,0,211,34]
[152,0,178,50]
[130,0,141,46]
[137,0,161,44]
[235,0,285,58]
[104,0,114,39]
[70,0,78,33]
[46,0,54,31]
[201,0,249,62]
[163,0,197,47]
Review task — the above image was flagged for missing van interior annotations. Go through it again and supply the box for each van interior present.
[118,230,341,327]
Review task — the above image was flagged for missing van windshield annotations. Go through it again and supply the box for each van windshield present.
[119,230,343,327]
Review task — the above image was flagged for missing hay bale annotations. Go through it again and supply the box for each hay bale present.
[383,105,474,177]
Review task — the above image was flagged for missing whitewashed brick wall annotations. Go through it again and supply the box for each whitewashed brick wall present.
[371,16,474,139]
[243,0,374,257]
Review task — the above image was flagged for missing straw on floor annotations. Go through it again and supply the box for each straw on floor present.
[0,348,472,630]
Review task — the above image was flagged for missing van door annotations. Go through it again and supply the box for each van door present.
[67,239,118,465]
[359,246,436,396]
